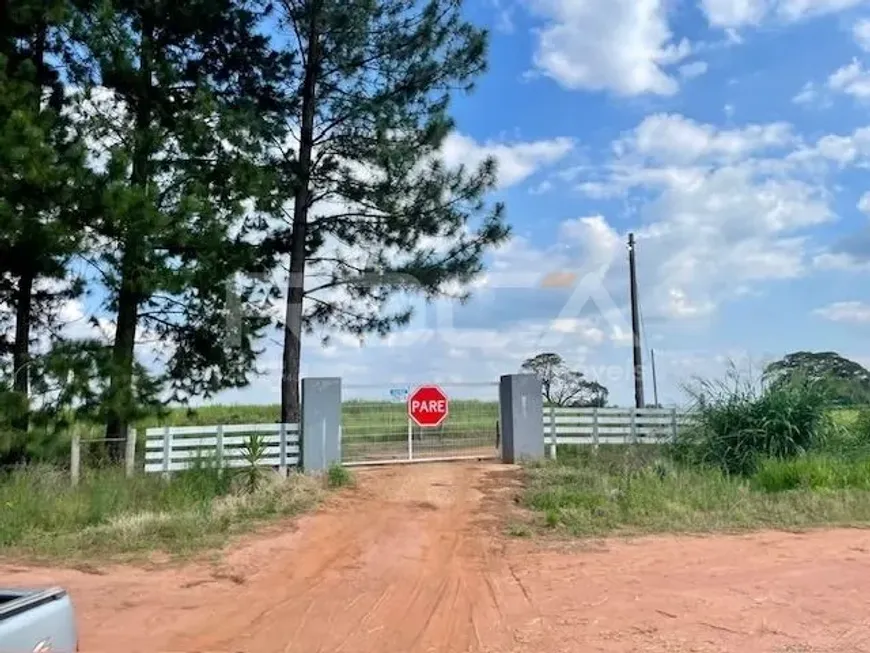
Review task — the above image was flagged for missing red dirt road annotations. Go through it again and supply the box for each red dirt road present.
[5,463,870,652]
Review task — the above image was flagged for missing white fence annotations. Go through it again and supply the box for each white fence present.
[144,423,300,476]
[544,406,694,452]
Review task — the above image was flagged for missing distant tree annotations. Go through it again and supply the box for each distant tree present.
[521,352,608,407]
[763,351,870,406]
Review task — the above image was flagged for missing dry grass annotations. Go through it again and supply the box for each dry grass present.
[0,465,324,561]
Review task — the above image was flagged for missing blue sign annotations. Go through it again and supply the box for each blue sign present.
[389,387,409,402]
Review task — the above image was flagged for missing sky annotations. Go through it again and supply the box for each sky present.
[62,0,870,407]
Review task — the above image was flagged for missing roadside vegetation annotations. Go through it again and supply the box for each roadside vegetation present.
[523,365,870,537]
[0,463,325,560]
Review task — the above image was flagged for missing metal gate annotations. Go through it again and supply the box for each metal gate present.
[341,382,500,465]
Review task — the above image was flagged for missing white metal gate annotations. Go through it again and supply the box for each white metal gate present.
[341,382,500,465]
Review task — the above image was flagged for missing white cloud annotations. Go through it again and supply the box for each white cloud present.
[791,125,870,166]
[854,18,870,50]
[828,58,870,99]
[792,81,819,105]
[614,113,795,165]
[701,0,870,28]
[859,192,870,213]
[527,0,690,96]
[572,114,835,319]
[679,60,709,79]
[440,133,574,188]
[814,252,870,271]
[700,0,766,28]
[814,300,870,323]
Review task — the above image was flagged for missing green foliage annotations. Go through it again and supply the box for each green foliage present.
[0,464,322,558]
[0,0,93,418]
[523,446,870,536]
[671,368,832,476]
[752,455,870,493]
[521,352,608,407]
[68,0,289,443]
[237,432,268,493]
[326,462,353,488]
[763,351,870,407]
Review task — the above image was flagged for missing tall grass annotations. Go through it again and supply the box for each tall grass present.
[0,464,324,559]
[671,369,834,475]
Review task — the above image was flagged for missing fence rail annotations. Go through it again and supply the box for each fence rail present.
[544,407,694,452]
[144,423,300,476]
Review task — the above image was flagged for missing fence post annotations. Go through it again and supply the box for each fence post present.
[215,424,225,473]
[670,406,678,442]
[162,426,172,480]
[70,428,81,488]
[592,408,600,451]
[548,405,557,460]
[125,427,136,478]
[630,407,638,444]
[279,423,288,477]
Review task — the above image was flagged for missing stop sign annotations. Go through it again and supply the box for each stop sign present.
[408,385,449,427]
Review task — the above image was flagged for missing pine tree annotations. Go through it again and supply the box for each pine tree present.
[72,0,292,452]
[268,0,510,422]
[0,0,90,429]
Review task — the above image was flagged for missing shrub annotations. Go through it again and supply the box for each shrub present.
[326,462,353,488]
[672,368,832,476]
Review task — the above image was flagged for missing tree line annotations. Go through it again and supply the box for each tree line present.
[0,0,509,462]
[520,350,870,409]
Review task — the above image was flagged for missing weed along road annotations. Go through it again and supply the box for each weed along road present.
[6,463,870,652]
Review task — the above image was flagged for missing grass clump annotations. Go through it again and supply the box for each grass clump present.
[671,369,833,476]
[326,462,353,488]
[0,464,324,560]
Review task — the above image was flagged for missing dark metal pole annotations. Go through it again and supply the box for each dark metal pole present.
[650,348,659,408]
[628,233,645,408]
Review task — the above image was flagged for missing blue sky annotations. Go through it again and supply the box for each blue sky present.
[66,0,870,408]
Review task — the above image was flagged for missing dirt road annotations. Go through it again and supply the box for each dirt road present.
[6,463,870,652]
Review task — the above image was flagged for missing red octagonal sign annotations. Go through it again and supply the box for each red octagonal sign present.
[408,385,449,428]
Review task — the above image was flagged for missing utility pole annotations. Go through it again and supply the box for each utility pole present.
[650,348,659,407]
[628,233,645,408]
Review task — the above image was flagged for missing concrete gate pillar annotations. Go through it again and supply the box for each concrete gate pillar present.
[301,377,342,472]
[498,374,544,464]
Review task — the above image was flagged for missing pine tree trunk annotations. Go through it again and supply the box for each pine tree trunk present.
[281,11,320,425]
[9,24,48,432]
[105,11,151,459]
[104,271,138,459]
[11,270,34,430]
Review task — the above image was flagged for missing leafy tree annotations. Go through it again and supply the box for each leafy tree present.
[72,0,291,453]
[763,351,870,407]
[265,0,510,422]
[521,352,609,407]
[0,0,90,426]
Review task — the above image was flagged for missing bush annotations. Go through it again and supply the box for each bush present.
[672,369,833,476]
